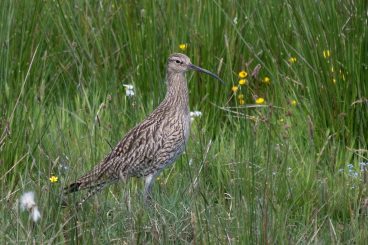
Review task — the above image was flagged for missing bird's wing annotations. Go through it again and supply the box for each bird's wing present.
[117,114,186,177]
[69,114,165,188]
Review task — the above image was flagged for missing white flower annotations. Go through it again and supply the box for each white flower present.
[125,89,135,97]
[20,192,36,210]
[31,207,41,222]
[190,111,202,117]
[123,84,134,90]
[233,16,238,25]
[20,191,41,222]
[190,111,202,122]
[360,162,368,171]
[123,84,135,97]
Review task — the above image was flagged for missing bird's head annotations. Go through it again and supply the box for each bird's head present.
[167,53,225,85]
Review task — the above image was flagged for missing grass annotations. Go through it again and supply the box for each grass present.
[1,0,367,243]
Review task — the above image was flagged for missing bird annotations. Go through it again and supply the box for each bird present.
[63,53,225,206]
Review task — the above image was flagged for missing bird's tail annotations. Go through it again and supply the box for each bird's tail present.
[62,180,111,207]
[64,158,113,194]
[63,160,114,207]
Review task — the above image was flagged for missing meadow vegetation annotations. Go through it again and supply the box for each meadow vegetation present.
[0,0,367,243]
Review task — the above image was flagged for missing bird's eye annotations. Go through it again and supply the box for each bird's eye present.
[175,60,180,64]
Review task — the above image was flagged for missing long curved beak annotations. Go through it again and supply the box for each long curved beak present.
[188,64,226,85]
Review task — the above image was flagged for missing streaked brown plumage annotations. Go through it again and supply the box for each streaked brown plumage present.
[64,53,224,206]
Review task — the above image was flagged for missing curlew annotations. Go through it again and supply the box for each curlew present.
[64,53,225,206]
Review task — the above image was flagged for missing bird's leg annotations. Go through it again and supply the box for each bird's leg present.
[144,173,157,204]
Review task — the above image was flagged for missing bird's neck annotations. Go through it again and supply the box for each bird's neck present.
[165,72,189,112]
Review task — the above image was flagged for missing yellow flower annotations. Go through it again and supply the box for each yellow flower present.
[231,85,239,93]
[239,99,245,105]
[291,100,297,106]
[238,70,248,78]
[238,94,244,100]
[262,76,271,84]
[323,50,331,58]
[288,57,297,63]
[49,176,58,183]
[255,97,265,104]
[179,43,188,51]
[238,79,248,85]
